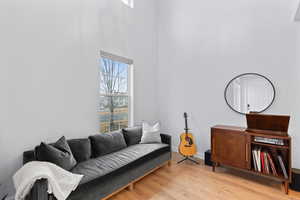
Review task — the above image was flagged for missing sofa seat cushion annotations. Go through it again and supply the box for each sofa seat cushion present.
[71,143,169,184]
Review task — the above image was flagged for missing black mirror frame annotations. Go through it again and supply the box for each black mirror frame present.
[224,73,276,115]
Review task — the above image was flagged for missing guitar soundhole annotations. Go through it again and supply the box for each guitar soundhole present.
[185,136,193,145]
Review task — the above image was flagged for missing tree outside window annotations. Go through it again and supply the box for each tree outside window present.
[98,53,133,133]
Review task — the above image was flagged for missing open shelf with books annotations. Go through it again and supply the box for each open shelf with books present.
[251,143,290,181]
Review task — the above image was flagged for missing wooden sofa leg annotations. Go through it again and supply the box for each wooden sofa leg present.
[168,160,172,167]
[128,183,134,191]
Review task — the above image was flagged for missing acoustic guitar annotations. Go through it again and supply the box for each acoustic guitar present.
[178,112,197,157]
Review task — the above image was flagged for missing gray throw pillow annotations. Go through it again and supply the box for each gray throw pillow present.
[140,122,162,144]
[36,136,77,171]
[122,127,143,146]
[89,130,127,157]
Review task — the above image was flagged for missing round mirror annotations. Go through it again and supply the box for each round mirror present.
[224,73,275,115]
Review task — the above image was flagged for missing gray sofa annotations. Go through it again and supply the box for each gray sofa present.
[23,128,172,200]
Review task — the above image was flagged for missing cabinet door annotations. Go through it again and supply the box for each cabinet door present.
[212,131,250,169]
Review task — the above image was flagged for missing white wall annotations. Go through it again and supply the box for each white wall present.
[0,0,158,182]
[157,0,300,168]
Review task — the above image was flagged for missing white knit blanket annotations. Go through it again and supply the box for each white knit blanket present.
[13,161,83,200]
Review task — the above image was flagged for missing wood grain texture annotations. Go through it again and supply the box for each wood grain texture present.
[102,161,170,200]
[211,125,292,188]
[212,129,249,169]
[108,153,300,200]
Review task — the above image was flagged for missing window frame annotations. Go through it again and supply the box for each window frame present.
[99,51,134,132]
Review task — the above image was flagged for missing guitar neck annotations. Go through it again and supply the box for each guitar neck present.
[184,115,189,134]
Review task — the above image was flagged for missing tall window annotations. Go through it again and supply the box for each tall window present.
[99,51,133,133]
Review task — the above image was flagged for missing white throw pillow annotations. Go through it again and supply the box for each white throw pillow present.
[140,122,162,144]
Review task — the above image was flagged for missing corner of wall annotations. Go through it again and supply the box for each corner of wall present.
[295,2,300,21]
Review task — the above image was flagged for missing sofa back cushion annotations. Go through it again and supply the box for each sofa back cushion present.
[122,127,143,146]
[89,130,127,157]
[35,136,77,170]
[68,138,91,163]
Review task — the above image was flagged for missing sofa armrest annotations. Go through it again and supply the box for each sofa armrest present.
[26,179,49,200]
[160,134,172,147]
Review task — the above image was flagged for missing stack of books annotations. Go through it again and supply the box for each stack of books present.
[254,137,284,146]
[252,148,288,179]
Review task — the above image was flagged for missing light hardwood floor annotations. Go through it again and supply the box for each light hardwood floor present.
[109,153,300,200]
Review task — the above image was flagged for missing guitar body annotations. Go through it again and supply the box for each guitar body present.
[178,112,197,157]
[179,132,197,156]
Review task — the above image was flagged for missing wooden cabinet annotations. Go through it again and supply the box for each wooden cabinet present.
[211,125,292,194]
[211,127,250,170]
